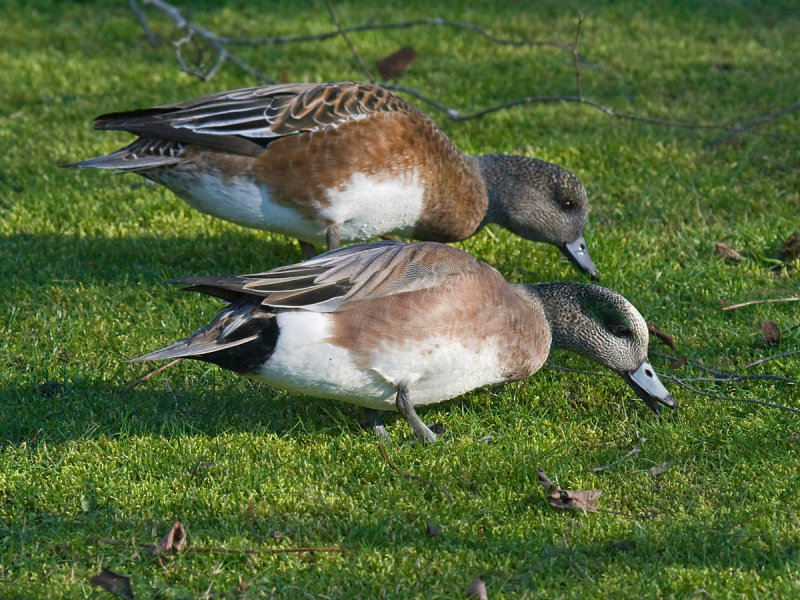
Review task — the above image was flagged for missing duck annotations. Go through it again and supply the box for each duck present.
[133,241,673,442]
[64,82,598,277]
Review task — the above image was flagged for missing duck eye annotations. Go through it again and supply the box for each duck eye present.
[610,324,631,338]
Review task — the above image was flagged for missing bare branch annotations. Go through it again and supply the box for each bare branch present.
[572,12,585,102]
[130,0,800,143]
[139,0,276,83]
[216,17,622,81]
[378,442,455,503]
[722,296,800,311]
[129,0,158,46]
[665,376,800,416]
[122,358,182,394]
[708,101,800,148]
[745,349,800,370]
[321,0,375,82]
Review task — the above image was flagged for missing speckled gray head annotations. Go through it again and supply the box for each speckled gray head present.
[523,282,675,413]
[478,154,598,278]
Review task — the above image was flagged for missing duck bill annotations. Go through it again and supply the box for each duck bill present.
[621,361,676,415]
[562,236,599,279]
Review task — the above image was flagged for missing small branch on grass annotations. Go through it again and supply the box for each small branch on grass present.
[129,0,800,143]
[129,0,158,46]
[138,0,276,83]
[721,296,800,311]
[378,442,455,503]
[548,360,799,414]
[745,349,800,370]
[98,536,346,554]
[122,358,182,394]
[572,12,585,102]
[587,446,641,473]
[665,376,800,416]
[708,101,800,148]
[322,0,375,82]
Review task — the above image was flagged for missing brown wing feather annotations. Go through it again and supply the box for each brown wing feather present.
[173,241,488,312]
[93,82,415,145]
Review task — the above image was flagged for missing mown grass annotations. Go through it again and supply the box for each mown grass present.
[1,0,799,598]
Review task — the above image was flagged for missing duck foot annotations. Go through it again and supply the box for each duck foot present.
[365,408,390,439]
[395,387,438,444]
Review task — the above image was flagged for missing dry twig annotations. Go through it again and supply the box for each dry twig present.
[745,349,800,370]
[128,0,800,142]
[321,0,375,82]
[122,358,182,394]
[378,442,455,503]
[721,296,800,311]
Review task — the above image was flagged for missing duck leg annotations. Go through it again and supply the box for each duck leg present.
[326,224,341,251]
[298,240,317,260]
[365,408,389,439]
[395,387,438,444]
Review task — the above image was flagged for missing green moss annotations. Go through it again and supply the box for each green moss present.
[1,0,799,597]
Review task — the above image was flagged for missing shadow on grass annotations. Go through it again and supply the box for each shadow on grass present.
[0,377,408,446]
[0,231,306,288]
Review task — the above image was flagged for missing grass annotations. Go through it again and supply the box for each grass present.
[1,0,799,597]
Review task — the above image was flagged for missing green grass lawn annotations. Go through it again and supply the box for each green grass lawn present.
[2,0,799,597]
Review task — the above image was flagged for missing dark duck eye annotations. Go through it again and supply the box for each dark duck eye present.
[610,324,631,338]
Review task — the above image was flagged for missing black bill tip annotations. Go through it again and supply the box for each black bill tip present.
[563,236,599,279]
[622,361,676,415]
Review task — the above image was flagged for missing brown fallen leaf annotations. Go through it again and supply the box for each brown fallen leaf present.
[537,467,601,514]
[376,45,417,79]
[648,461,671,477]
[779,231,800,263]
[425,520,441,537]
[34,380,64,397]
[466,574,488,600]
[670,356,687,369]
[647,322,675,349]
[761,320,781,345]
[715,242,743,263]
[149,521,186,556]
[89,567,134,600]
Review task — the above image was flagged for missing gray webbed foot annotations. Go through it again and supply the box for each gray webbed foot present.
[395,387,438,444]
[365,408,390,439]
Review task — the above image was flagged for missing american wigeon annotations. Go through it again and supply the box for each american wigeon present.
[134,241,673,442]
[64,82,597,276]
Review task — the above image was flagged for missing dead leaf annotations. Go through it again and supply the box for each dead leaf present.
[548,488,602,513]
[425,520,441,537]
[670,356,687,369]
[376,45,417,79]
[761,320,781,345]
[34,380,64,397]
[779,231,800,263]
[234,576,252,596]
[647,322,675,349]
[466,574,488,600]
[537,468,601,514]
[149,521,186,556]
[89,568,134,600]
[715,242,743,263]
[648,461,670,477]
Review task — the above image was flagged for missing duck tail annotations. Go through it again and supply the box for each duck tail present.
[132,301,279,373]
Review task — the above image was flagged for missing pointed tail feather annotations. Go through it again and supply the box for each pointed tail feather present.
[131,301,280,373]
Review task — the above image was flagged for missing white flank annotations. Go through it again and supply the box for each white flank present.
[150,168,323,240]
[150,168,424,245]
[254,311,506,411]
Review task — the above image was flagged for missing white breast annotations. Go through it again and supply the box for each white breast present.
[321,171,425,242]
[254,311,507,411]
